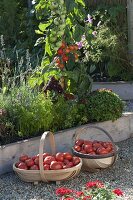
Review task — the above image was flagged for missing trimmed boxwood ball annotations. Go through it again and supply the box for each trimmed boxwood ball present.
[87,89,124,122]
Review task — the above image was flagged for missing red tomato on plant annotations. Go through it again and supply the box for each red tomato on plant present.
[18,162,28,170]
[50,161,63,170]
[69,45,75,51]
[63,152,73,161]
[55,152,64,162]
[74,145,81,152]
[65,47,70,53]
[43,156,56,165]
[75,139,84,146]
[62,54,69,62]
[19,154,29,162]
[57,48,64,55]
[25,159,34,167]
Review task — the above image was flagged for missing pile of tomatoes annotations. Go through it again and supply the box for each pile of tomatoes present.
[15,152,81,170]
[55,42,79,70]
[73,139,114,155]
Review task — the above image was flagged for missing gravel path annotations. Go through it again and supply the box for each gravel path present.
[1,138,133,200]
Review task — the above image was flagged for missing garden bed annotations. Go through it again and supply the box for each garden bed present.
[92,82,133,100]
[0,112,133,176]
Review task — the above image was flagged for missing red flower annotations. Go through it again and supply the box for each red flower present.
[56,187,72,196]
[86,180,104,188]
[75,191,84,197]
[61,198,75,200]
[82,196,92,200]
[113,188,123,196]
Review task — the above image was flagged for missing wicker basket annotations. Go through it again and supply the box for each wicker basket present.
[13,131,82,184]
[72,125,118,172]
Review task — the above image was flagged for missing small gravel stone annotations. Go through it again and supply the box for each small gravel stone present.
[0,138,133,199]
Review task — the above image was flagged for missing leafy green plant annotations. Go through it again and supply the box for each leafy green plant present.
[86,89,124,122]
[0,85,53,137]
[51,95,89,131]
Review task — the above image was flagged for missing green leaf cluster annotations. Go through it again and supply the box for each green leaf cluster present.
[87,89,124,122]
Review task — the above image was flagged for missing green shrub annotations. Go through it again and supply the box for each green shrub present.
[51,96,89,131]
[0,85,53,137]
[87,89,124,122]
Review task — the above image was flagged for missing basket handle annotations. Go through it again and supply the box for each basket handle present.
[39,131,56,182]
[72,125,117,165]
[73,125,115,145]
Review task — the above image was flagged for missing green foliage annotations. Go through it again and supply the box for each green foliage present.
[51,96,89,131]
[87,89,124,122]
[0,85,53,137]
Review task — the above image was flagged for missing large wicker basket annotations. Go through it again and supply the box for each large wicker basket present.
[72,125,118,172]
[13,131,82,184]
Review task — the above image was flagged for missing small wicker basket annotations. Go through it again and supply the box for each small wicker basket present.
[13,131,82,184]
[72,125,118,172]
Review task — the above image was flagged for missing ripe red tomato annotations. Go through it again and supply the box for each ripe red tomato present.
[75,139,84,146]
[62,54,69,62]
[25,159,34,167]
[43,164,50,170]
[55,152,64,162]
[67,162,74,168]
[30,165,39,170]
[43,153,51,160]
[43,156,56,165]
[63,159,70,165]
[50,161,63,170]
[18,162,28,170]
[57,48,64,55]
[86,147,93,154]
[69,45,75,51]
[90,151,96,155]
[83,144,93,152]
[93,143,102,149]
[96,147,108,155]
[105,146,112,153]
[80,150,86,154]
[15,161,21,168]
[63,152,73,161]
[73,157,80,166]
[32,155,37,161]
[65,47,70,53]
[34,157,39,165]
[84,140,92,145]
[74,145,81,152]
[19,154,29,162]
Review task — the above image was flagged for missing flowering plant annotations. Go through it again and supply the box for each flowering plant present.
[55,180,123,200]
